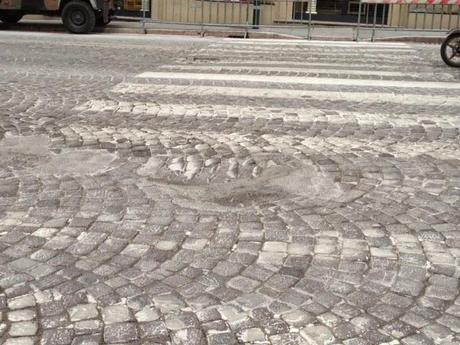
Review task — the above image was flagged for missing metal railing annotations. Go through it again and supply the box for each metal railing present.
[132,0,460,40]
[140,0,315,39]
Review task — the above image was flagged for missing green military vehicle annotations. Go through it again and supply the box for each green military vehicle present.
[0,0,114,33]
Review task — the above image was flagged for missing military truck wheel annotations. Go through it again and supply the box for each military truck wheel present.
[0,12,23,24]
[62,0,96,34]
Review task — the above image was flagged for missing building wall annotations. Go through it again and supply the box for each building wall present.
[151,0,296,25]
[388,4,459,30]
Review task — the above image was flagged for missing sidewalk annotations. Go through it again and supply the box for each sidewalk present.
[0,16,447,42]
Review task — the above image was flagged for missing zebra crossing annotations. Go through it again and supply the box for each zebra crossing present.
[75,39,460,135]
[71,39,460,170]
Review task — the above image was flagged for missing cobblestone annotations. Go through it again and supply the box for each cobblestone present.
[0,31,459,344]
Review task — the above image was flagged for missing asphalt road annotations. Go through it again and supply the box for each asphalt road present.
[0,31,460,345]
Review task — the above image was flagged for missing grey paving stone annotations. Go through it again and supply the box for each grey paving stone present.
[239,327,266,342]
[401,333,436,345]
[207,332,238,345]
[69,304,99,322]
[381,320,417,339]
[103,323,138,343]
[8,309,36,321]
[3,338,36,345]
[8,295,36,310]
[138,321,169,341]
[300,324,336,344]
[9,321,38,337]
[70,334,101,345]
[75,320,102,335]
[135,306,160,322]
[42,329,74,345]
[172,328,205,345]
[101,305,132,324]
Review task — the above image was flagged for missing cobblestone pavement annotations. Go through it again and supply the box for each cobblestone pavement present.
[1,31,460,345]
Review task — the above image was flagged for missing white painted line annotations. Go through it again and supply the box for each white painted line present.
[159,65,408,77]
[191,60,407,70]
[197,49,417,60]
[205,46,416,54]
[218,39,413,48]
[135,72,460,90]
[180,61,453,79]
[112,83,460,106]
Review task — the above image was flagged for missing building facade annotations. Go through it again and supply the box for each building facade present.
[388,3,459,30]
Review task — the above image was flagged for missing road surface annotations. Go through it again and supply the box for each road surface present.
[0,31,459,345]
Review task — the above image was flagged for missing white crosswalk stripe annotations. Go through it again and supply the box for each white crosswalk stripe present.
[216,39,414,48]
[158,65,409,77]
[187,60,404,69]
[136,72,460,89]
[112,83,460,106]
[201,48,417,56]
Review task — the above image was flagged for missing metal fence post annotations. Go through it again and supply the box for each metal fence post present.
[381,3,386,27]
[308,0,313,39]
[366,1,369,24]
[142,0,147,34]
[253,0,261,29]
[356,0,362,42]
[439,4,443,30]
[201,0,204,37]
[245,0,249,38]
[423,6,427,29]
[371,3,377,41]
[458,4,460,28]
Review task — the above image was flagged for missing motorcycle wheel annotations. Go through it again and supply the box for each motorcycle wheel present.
[441,33,460,68]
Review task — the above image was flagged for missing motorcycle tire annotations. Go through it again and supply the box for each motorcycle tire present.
[441,33,460,68]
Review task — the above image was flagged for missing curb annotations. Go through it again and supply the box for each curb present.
[0,21,445,43]
[0,22,305,39]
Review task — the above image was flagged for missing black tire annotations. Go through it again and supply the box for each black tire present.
[0,12,23,24]
[62,0,96,34]
[441,33,460,68]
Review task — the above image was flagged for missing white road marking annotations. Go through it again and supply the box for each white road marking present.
[159,64,409,77]
[187,60,412,71]
[217,39,413,48]
[195,49,417,60]
[135,72,460,90]
[112,83,460,106]
[205,47,416,54]
[170,62,455,80]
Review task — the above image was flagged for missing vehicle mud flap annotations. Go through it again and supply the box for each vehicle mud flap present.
[103,2,110,23]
